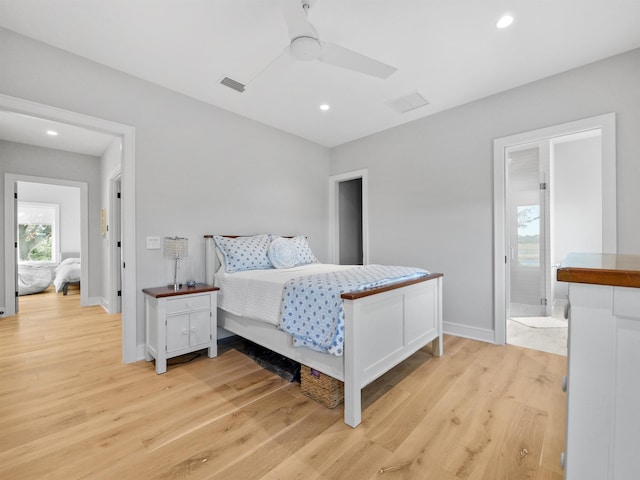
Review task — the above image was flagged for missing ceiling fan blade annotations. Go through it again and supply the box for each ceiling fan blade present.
[246,46,292,86]
[281,0,316,40]
[319,42,397,79]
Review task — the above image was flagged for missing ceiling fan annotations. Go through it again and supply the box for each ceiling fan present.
[255,0,397,81]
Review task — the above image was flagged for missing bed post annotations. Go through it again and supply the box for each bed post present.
[342,299,362,428]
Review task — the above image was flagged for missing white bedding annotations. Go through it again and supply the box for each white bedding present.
[17,262,56,295]
[215,263,356,326]
[53,258,81,293]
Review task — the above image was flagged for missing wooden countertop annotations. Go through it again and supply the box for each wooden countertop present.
[142,283,219,298]
[557,253,640,288]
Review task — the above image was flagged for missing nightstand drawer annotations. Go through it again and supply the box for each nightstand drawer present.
[166,294,210,314]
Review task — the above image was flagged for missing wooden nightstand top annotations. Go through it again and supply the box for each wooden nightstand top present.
[142,283,219,298]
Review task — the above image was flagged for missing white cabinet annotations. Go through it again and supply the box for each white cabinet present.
[144,284,219,374]
[558,254,640,480]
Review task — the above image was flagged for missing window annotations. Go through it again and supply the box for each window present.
[18,202,59,262]
[517,205,540,266]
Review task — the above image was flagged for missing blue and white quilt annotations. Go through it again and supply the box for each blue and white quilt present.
[279,265,429,356]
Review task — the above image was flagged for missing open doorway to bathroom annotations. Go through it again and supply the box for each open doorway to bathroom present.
[506,131,602,355]
[494,113,617,356]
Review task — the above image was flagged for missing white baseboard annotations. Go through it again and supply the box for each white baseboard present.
[100,297,110,313]
[86,296,102,307]
[136,343,146,362]
[444,321,495,344]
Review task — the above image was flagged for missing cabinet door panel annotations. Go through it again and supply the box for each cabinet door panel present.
[167,313,190,353]
[189,310,211,346]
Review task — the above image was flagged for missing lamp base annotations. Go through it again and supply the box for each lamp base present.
[167,283,182,290]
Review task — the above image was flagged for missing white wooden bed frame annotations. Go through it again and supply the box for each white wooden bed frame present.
[206,236,443,428]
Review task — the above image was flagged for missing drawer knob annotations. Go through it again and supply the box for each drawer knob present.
[182,329,188,335]
[191,327,197,333]
[562,375,567,392]
[186,302,193,308]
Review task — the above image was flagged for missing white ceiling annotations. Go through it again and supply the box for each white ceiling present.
[0,110,116,156]
[1,0,639,148]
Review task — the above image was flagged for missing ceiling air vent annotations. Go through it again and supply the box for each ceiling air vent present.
[386,91,429,114]
[219,76,246,93]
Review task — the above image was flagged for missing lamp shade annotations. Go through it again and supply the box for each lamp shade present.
[163,236,188,260]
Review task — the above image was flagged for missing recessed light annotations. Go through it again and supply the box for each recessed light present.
[496,15,514,29]
[319,104,330,111]
[46,130,58,136]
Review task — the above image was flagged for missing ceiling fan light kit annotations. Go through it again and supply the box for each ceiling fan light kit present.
[290,36,322,61]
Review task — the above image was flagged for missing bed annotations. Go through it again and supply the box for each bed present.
[208,234,443,428]
[17,261,56,295]
[53,254,81,295]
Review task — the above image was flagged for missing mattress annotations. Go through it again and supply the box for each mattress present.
[215,263,356,326]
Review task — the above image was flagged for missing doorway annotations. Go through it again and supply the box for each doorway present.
[494,113,617,351]
[6,174,88,312]
[329,169,369,265]
[0,93,137,363]
[338,178,363,265]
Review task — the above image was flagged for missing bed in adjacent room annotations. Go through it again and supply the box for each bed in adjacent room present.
[53,254,81,295]
[207,234,444,428]
[17,261,56,295]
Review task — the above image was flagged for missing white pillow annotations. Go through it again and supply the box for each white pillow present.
[268,237,298,269]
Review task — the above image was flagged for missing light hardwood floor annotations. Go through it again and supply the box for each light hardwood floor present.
[0,288,567,480]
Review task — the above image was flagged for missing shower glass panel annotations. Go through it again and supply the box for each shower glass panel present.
[507,145,546,317]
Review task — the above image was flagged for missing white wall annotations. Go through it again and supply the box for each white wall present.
[330,48,640,340]
[551,135,602,302]
[18,181,81,255]
[0,28,330,350]
[0,140,102,299]
[552,136,603,263]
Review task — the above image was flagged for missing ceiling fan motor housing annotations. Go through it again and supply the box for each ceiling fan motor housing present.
[290,36,321,61]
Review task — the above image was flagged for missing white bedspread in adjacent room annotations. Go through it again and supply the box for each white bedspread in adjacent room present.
[215,264,356,326]
[53,259,81,293]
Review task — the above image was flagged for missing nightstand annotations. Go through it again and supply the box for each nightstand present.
[143,284,219,374]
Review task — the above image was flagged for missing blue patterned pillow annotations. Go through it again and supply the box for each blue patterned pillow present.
[290,236,319,266]
[213,234,273,273]
[268,237,298,269]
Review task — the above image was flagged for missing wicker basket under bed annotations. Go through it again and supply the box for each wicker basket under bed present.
[300,365,344,409]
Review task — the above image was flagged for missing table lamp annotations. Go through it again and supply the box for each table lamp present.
[164,236,188,289]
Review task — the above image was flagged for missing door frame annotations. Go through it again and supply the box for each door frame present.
[493,113,616,344]
[329,169,369,265]
[5,176,87,307]
[0,94,137,363]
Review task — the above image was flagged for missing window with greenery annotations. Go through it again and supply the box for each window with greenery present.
[516,205,540,266]
[17,202,59,262]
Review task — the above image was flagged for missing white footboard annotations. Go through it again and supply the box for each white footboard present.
[216,273,443,428]
[342,274,443,427]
